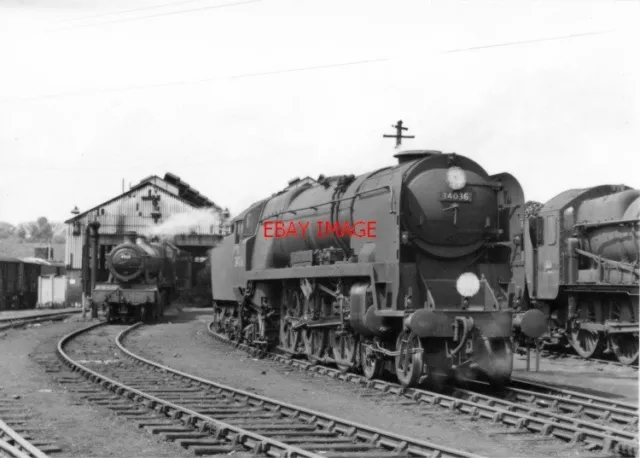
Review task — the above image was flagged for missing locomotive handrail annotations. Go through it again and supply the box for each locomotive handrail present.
[575,248,640,276]
[574,217,640,229]
[259,185,395,221]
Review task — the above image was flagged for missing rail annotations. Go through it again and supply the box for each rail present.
[0,310,80,332]
[0,419,49,458]
[56,321,483,458]
[207,321,639,457]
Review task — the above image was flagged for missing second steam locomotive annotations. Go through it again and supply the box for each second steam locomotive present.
[210,149,546,387]
[514,185,639,365]
[93,231,190,323]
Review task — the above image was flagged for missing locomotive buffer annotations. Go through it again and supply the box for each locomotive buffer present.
[383,120,415,147]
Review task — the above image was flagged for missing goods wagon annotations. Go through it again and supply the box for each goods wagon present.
[0,256,42,310]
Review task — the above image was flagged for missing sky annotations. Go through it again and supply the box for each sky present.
[0,0,638,224]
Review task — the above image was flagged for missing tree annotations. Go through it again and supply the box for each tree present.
[0,222,14,240]
[525,201,543,219]
[13,217,57,242]
[35,217,53,241]
[16,226,27,240]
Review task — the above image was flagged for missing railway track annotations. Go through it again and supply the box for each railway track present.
[54,321,487,458]
[207,322,639,457]
[0,311,80,332]
[0,418,50,458]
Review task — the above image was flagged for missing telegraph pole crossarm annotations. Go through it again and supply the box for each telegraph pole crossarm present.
[383,120,415,148]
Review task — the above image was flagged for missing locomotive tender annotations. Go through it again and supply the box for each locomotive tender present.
[92,231,189,323]
[514,185,640,365]
[210,149,546,387]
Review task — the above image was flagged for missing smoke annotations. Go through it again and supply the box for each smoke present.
[142,208,225,240]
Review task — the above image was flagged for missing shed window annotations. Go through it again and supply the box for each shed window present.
[546,215,557,245]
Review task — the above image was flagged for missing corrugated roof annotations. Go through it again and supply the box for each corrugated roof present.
[19,257,64,266]
[0,255,64,266]
[65,173,219,224]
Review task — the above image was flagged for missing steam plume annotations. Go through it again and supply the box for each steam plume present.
[142,208,225,240]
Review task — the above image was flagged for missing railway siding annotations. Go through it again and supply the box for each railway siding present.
[55,322,486,458]
[0,310,81,332]
[207,321,639,457]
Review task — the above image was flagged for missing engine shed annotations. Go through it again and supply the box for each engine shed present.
[64,173,228,305]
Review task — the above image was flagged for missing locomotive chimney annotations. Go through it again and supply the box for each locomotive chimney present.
[393,150,442,164]
[135,234,156,255]
[123,231,137,244]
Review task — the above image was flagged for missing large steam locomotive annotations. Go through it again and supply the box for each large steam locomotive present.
[210,149,546,387]
[93,232,190,323]
[513,185,640,365]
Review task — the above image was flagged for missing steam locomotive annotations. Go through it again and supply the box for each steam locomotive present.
[210,149,546,387]
[92,232,190,323]
[513,185,640,365]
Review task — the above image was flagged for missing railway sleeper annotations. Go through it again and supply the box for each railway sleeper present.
[316,452,409,458]
[162,432,209,441]
[189,444,236,455]
[175,439,227,447]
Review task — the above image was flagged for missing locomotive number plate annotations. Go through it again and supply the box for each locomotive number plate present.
[439,191,474,203]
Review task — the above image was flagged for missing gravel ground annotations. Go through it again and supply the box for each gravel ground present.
[0,308,79,320]
[126,307,597,458]
[0,316,194,458]
[2,306,635,458]
[513,356,638,402]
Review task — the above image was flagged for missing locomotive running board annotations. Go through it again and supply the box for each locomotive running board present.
[241,262,392,282]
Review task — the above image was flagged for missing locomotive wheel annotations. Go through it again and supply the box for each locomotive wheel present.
[279,322,301,356]
[303,329,326,363]
[610,334,639,365]
[608,299,639,365]
[361,342,384,380]
[106,305,115,323]
[279,288,303,356]
[395,331,423,387]
[213,306,225,333]
[570,299,604,359]
[331,330,357,372]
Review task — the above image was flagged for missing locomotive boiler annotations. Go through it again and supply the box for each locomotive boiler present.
[92,231,189,323]
[514,185,640,365]
[210,149,546,387]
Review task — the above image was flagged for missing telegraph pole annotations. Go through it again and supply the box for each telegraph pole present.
[383,120,415,148]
